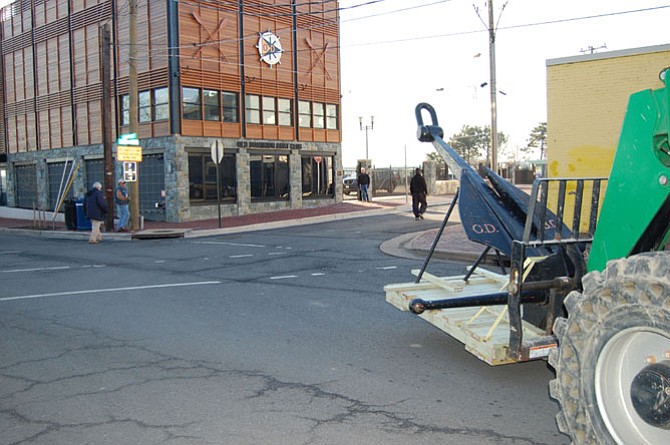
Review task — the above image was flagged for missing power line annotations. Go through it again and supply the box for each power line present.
[339,5,670,49]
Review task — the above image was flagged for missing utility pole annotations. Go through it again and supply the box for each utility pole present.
[101,23,114,231]
[488,0,498,173]
[128,0,140,230]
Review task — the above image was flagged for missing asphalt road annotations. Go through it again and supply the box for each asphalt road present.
[0,214,569,445]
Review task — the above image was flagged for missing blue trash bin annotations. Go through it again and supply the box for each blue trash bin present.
[75,199,92,230]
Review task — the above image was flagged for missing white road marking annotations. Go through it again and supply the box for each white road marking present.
[0,281,221,303]
[2,266,71,273]
[229,254,253,258]
[269,275,297,280]
[376,266,398,270]
[191,241,266,248]
[311,273,325,276]
[268,252,287,256]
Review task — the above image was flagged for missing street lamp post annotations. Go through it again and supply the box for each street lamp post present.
[359,116,374,160]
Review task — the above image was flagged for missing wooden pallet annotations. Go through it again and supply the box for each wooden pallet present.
[384,268,548,366]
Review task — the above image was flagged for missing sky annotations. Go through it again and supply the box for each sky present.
[337,0,670,168]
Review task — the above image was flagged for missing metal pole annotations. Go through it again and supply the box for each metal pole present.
[488,0,498,173]
[365,127,369,160]
[128,0,140,231]
[404,144,408,204]
[216,162,221,228]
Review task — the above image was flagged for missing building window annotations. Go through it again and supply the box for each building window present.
[262,96,276,125]
[121,95,130,126]
[313,103,325,129]
[183,87,202,120]
[139,91,151,123]
[223,92,239,122]
[154,88,169,121]
[278,98,292,126]
[301,155,334,198]
[188,152,237,203]
[298,101,311,128]
[203,89,220,121]
[250,154,289,200]
[326,104,338,130]
[120,88,169,125]
[246,94,261,124]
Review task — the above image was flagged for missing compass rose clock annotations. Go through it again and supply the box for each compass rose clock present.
[256,31,283,67]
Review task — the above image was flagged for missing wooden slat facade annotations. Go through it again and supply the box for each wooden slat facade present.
[0,0,341,154]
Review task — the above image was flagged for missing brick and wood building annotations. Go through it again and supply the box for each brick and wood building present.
[0,0,342,222]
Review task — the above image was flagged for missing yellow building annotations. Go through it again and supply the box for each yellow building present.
[546,44,670,179]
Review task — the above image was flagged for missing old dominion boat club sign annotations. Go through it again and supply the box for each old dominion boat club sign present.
[256,31,283,67]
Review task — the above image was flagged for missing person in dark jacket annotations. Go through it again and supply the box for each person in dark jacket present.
[357,167,371,202]
[85,181,109,244]
[410,168,428,220]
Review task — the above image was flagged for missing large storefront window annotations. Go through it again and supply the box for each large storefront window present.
[301,155,334,198]
[250,154,289,200]
[188,153,237,203]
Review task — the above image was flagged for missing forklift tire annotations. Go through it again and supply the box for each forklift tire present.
[549,252,670,445]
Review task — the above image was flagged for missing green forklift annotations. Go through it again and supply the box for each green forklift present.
[385,69,670,444]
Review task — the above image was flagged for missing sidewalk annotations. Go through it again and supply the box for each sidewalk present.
[0,194,487,262]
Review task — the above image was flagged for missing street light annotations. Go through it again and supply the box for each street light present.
[359,116,374,160]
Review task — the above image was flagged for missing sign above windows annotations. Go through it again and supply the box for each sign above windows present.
[256,31,283,67]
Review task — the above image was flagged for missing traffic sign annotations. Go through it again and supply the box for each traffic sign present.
[123,162,137,181]
[210,140,224,164]
[117,145,142,162]
[118,134,139,145]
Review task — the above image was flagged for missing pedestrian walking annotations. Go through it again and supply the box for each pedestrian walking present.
[85,181,108,244]
[410,168,428,220]
[115,179,130,232]
[357,167,371,202]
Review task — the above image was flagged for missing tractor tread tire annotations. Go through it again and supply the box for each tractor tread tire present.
[549,251,670,445]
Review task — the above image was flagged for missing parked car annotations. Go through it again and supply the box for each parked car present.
[342,175,358,195]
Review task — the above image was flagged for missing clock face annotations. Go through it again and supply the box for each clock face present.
[256,31,283,66]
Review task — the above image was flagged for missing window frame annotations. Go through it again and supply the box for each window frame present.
[245,94,261,124]
[326,104,338,130]
[138,91,151,123]
[298,101,311,128]
[312,102,325,129]
[278,98,292,126]
[153,87,169,121]
[222,92,239,123]
[182,87,202,120]
[203,89,221,121]
[262,96,276,125]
